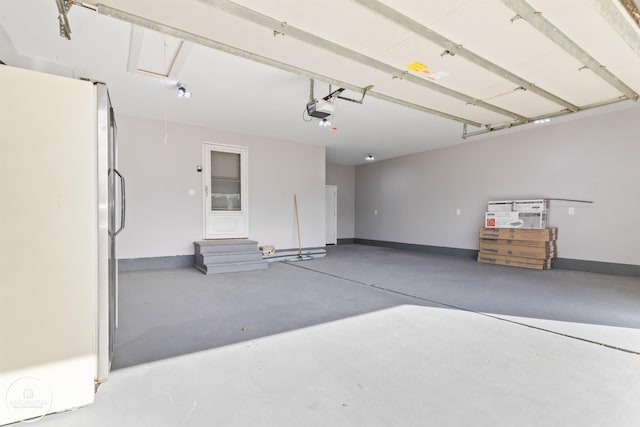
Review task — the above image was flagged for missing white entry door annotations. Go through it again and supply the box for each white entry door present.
[203,142,248,239]
[325,185,337,245]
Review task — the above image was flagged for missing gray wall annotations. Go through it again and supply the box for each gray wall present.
[117,115,326,259]
[355,107,640,266]
[326,163,356,239]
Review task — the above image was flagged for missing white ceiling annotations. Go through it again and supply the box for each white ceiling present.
[1,0,639,165]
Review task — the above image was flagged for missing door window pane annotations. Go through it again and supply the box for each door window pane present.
[210,151,241,211]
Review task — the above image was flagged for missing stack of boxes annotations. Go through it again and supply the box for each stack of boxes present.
[477,199,557,270]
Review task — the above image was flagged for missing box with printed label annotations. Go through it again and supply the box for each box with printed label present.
[487,200,515,212]
[479,241,556,259]
[479,227,557,242]
[515,199,549,212]
[485,211,548,229]
[477,253,553,270]
[479,238,557,249]
[488,199,549,213]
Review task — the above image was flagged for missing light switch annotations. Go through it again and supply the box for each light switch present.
[456,209,461,216]
[374,209,378,215]
[188,189,196,196]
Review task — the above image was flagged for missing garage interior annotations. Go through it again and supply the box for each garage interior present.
[2,0,640,425]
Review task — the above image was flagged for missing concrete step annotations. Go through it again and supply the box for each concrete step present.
[194,260,269,275]
[196,250,263,265]
[193,239,268,275]
[194,240,260,255]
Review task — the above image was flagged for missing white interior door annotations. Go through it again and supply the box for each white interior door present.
[203,142,248,239]
[325,185,337,245]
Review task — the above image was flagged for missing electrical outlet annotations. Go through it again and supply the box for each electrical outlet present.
[568,207,575,215]
[188,189,195,196]
[456,209,461,216]
[374,209,378,215]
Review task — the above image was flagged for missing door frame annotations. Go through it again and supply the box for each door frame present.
[202,142,249,239]
[325,185,337,245]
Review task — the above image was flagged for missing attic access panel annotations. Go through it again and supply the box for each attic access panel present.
[127,26,193,79]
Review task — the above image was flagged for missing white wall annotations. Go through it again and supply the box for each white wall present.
[355,107,640,266]
[117,115,326,259]
[326,163,355,239]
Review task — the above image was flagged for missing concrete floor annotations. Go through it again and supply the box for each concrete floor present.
[36,245,640,426]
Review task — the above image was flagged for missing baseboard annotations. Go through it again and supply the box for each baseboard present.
[119,255,195,272]
[119,246,328,271]
[337,238,355,244]
[354,239,640,277]
[553,258,640,277]
[354,239,477,259]
[119,243,640,277]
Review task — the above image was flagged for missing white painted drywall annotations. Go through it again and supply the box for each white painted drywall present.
[116,115,326,259]
[355,107,640,266]
[326,163,356,239]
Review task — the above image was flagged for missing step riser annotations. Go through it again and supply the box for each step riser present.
[197,262,269,275]
[196,252,263,264]
[194,242,260,255]
[196,245,259,255]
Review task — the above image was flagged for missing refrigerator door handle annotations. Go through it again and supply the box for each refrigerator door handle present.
[113,168,126,236]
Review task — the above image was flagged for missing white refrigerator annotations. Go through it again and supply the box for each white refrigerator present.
[0,65,124,424]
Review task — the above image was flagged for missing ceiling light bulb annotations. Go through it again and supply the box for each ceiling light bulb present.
[365,154,375,161]
[319,118,331,127]
[177,83,192,98]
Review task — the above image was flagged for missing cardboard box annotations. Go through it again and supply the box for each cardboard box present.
[485,211,548,229]
[515,199,549,212]
[478,252,554,264]
[488,199,549,212]
[487,200,515,212]
[479,238,557,249]
[485,211,519,227]
[479,241,556,259]
[477,253,553,270]
[479,227,557,242]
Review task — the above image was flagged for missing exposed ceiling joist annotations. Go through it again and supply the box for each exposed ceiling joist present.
[351,0,579,113]
[197,0,530,123]
[619,0,640,26]
[592,0,640,59]
[96,4,482,127]
[501,0,639,101]
[55,0,72,39]
[462,95,628,138]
